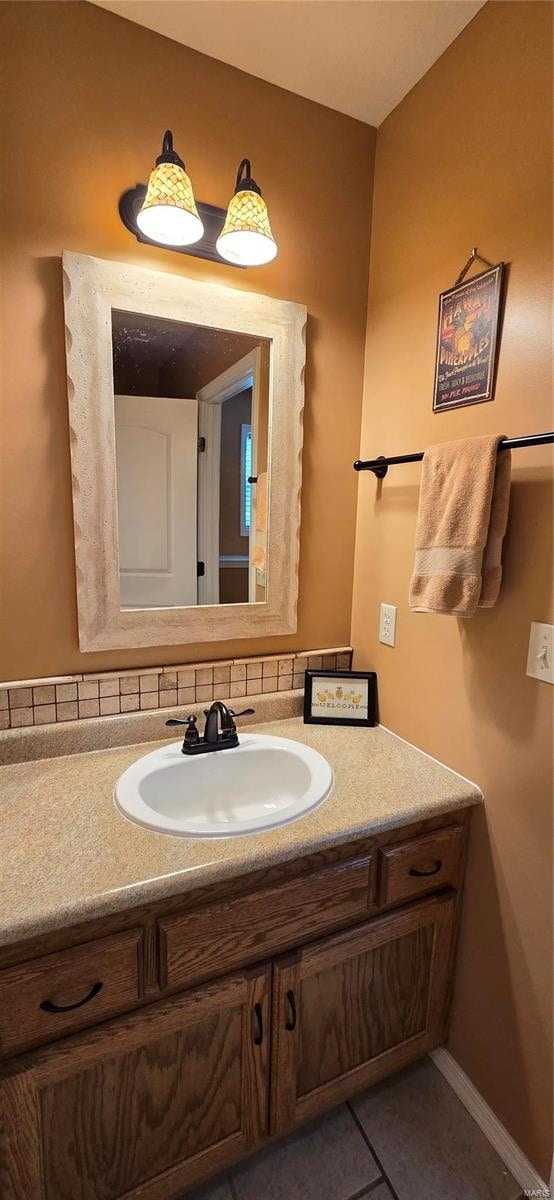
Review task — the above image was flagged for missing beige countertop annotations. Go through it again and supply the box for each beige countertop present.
[0,717,482,948]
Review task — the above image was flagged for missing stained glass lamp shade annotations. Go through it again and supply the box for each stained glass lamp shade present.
[136,131,204,247]
[217,159,277,267]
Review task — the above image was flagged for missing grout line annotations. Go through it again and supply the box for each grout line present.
[345,1180,386,1200]
[347,1101,402,1200]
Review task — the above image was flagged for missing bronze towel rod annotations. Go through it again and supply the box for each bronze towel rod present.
[354,432,554,478]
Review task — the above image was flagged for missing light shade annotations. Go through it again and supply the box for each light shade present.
[217,160,277,267]
[136,131,204,247]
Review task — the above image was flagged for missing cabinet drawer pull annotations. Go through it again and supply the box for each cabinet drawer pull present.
[285,989,297,1031]
[40,980,103,1014]
[253,1002,264,1045]
[408,859,442,878]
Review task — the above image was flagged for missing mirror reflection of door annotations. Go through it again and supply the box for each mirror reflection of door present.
[197,348,264,606]
[115,395,198,608]
[111,311,270,611]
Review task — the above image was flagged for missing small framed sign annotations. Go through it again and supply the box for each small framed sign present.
[432,262,505,412]
[303,670,376,728]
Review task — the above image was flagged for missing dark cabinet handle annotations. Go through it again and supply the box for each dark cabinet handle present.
[253,1002,264,1045]
[40,981,103,1014]
[285,989,297,1031]
[408,859,443,878]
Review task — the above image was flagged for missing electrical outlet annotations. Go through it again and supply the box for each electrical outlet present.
[526,622,554,683]
[379,603,397,647]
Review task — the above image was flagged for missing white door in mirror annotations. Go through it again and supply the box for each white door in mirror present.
[115,734,334,838]
[526,621,554,683]
[115,395,198,608]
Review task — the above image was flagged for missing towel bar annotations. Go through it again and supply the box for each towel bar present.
[354,432,554,478]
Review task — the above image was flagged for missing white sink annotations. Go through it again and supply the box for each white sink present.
[115,733,334,838]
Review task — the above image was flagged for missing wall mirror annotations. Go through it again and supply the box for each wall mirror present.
[112,310,270,609]
[63,252,306,651]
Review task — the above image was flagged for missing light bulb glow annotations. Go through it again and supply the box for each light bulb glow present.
[137,160,203,247]
[217,229,277,266]
[217,188,277,267]
[137,204,203,246]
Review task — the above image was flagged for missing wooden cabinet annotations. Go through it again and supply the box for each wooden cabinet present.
[0,929,144,1058]
[160,854,374,993]
[269,892,456,1135]
[378,825,464,907]
[0,964,270,1200]
[0,814,469,1200]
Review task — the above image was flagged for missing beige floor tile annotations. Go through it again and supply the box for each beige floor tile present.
[359,1185,394,1199]
[351,1059,521,1200]
[232,1105,380,1200]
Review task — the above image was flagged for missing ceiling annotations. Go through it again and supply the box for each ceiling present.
[90,0,484,127]
[112,309,264,394]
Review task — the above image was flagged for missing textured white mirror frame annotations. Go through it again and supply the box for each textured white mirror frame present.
[62,251,306,652]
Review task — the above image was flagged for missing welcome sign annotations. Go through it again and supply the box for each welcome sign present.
[303,670,377,728]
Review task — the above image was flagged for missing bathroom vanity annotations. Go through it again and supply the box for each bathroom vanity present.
[0,717,481,1200]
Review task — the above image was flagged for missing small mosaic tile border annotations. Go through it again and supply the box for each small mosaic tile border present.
[0,648,352,731]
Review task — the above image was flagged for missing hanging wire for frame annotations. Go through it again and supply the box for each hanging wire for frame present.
[454,246,495,286]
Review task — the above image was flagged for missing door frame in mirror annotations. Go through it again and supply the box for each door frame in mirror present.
[62,251,306,652]
[196,346,262,607]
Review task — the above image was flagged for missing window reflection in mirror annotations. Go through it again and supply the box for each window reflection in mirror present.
[111,310,270,609]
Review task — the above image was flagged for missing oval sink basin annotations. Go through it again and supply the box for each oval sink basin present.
[115,733,334,838]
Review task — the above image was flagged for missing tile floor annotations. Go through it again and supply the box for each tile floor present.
[189,1058,523,1200]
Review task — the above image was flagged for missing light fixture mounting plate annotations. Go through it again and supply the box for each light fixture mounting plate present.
[118,185,245,268]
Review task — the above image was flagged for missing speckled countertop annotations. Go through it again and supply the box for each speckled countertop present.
[0,717,482,947]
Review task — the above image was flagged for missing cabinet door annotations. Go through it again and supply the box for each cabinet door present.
[0,964,270,1200]
[270,893,455,1134]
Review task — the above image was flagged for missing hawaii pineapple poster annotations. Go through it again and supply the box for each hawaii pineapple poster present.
[433,263,504,411]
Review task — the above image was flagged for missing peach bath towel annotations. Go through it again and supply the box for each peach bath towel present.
[409,435,511,616]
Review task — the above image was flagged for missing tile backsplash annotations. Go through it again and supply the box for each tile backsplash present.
[0,648,352,730]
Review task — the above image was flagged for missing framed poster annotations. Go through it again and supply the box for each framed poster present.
[303,670,376,728]
[432,263,504,412]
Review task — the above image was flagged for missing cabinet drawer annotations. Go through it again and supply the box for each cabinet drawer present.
[0,928,143,1057]
[160,855,374,993]
[378,825,464,907]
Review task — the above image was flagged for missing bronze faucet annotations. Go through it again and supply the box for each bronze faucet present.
[166,700,255,755]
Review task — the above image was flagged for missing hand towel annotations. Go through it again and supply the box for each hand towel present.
[251,471,268,571]
[255,470,268,533]
[409,435,511,617]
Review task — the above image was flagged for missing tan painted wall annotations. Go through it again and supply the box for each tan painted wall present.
[0,0,375,679]
[351,1,553,1178]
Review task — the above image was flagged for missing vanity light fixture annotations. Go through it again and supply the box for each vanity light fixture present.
[217,159,278,267]
[135,130,204,247]
[119,137,276,268]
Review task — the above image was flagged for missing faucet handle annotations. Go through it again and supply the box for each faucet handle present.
[165,714,199,745]
[228,708,255,719]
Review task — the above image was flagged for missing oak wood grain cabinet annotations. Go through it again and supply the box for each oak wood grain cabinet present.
[377,824,465,907]
[0,811,471,1199]
[159,853,374,992]
[0,965,270,1200]
[270,892,455,1134]
[0,929,144,1058]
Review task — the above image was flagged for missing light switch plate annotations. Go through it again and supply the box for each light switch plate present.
[526,621,554,684]
[379,603,397,647]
